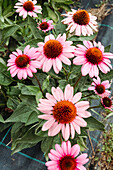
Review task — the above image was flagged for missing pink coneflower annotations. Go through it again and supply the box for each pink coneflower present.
[36,33,75,74]
[101,93,113,111]
[14,0,42,19]
[88,76,111,97]
[7,45,41,80]
[38,84,91,141]
[62,9,98,36]
[73,41,113,78]
[46,141,89,170]
[37,19,54,32]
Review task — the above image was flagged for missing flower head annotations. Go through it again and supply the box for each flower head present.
[101,93,113,111]
[46,141,89,170]
[73,41,113,77]
[14,0,42,19]
[7,45,41,80]
[36,34,75,74]
[38,84,91,141]
[88,76,111,97]
[62,9,98,36]
[37,19,54,32]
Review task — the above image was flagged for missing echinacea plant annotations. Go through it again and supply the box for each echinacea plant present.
[0,0,113,169]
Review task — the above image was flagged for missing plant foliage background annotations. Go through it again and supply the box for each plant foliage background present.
[0,0,113,169]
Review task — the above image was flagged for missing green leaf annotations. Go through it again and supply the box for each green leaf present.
[104,45,111,52]
[85,116,104,131]
[0,62,13,85]
[25,111,39,126]
[42,75,50,91]
[58,3,71,11]
[11,122,43,154]
[46,7,58,22]
[41,137,53,161]
[28,16,43,39]
[19,95,37,107]
[31,72,47,86]
[0,122,12,132]
[36,130,48,137]
[3,24,20,39]
[54,21,67,35]
[47,71,61,80]
[7,86,21,96]
[58,79,68,90]
[68,33,97,42]
[100,70,113,81]
[52,0,73,4]
[18,83,39,96]
[52,135,61,150]
[0,57,6,65]
[36,91,42,104]
[18,38,43,51]
[5,103,38,123]
[7,97,20,110]
[0,114,5,123]
[77,137,87,151]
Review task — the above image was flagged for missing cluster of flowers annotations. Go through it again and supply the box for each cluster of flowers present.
[7,0,113,169]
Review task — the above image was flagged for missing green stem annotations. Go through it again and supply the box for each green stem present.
[88,105,101,110]
[73,73,82,88]
[33,74,45,97]
[59,133,63,143]
[0,87,7,101]
[62,66,68,81]
[82,93,95,99]
[0,103,6,107]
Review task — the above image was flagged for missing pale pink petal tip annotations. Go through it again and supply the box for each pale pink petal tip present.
[37,84,91,140]
[7,45,41,80]
[88,76,111,97]
[36,33,75,74]
[61,9,98,36]
[45,141,89,169]
[14,0,42,19]
[73,40,113,78]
